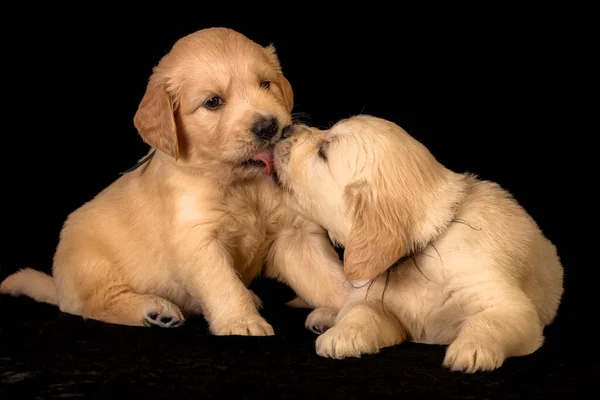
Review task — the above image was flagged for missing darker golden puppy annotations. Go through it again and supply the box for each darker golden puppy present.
[1,28,349,334]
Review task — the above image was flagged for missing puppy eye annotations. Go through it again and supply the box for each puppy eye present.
[204,96,223,110]
[260,80,271,89]
[318,145,327,160]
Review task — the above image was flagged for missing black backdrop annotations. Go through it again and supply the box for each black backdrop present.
[1,6,587,399]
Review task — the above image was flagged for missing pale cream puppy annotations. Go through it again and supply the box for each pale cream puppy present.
[0,28,349,334]
[272,115,564,372]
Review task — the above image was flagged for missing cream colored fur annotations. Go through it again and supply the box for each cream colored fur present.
[273,115,564,372]
[0,28,349,333]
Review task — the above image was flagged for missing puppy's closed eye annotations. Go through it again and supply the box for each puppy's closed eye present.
[260,80,271,89]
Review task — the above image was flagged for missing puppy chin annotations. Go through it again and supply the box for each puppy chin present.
[233,165,268,180]
[228,159,272,182]
[227,145,279,183]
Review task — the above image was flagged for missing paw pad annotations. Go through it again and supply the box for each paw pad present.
[143,311,183,328]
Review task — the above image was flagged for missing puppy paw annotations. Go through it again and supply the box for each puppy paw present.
[443,338,505,373]
[211,315,274,336]
[315,324,380,359]
[142,301,185,328]
[305,308,338,334]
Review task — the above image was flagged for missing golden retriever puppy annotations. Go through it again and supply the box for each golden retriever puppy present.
[0,28,349,334]
[272,115,564,372]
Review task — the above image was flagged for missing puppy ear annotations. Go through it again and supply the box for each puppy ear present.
[133,72,179,159]
[343,180,413,281]
[265,44,294,112]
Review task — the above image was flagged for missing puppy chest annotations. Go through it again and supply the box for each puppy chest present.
[173,190,270,281]
[220,205,270,280]
[225,215,267,255]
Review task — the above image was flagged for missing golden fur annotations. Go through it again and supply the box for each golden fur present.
[272,115,564,372]
[0,28,349,334]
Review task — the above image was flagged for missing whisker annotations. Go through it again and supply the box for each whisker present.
[351,280,373,289]
[292,117,311,125]
[431,243,444,268]
[291,112,311,118]
[381,268,392,314]
[412,256,433,282]
[420,252,438,259]
[365,279,377,303]
[291,111,312,125]
[452,218,481,231]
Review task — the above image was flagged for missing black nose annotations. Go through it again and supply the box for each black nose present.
[252,116,279,141]
[281,125,294,139]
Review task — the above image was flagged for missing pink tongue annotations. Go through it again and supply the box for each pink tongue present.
[252,150,274,175]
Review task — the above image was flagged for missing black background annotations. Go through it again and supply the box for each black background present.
[1,5,589,399]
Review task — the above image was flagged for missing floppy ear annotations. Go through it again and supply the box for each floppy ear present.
[133,72,179,159]
[265,44,294,112]
[343,180,414,281]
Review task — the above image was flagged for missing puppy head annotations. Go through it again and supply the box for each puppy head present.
[274,115,465,281]
[134,27,293,180]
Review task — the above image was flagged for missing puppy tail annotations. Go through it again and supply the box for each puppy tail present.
[0,268,58,306]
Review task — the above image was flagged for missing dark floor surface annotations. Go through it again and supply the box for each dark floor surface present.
[0,276,583,400]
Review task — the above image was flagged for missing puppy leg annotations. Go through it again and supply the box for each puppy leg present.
[443,290,544,373]
[266,224,349,310]
[84,288,184,328]
[175,240,273,336]
[315,300,407,359]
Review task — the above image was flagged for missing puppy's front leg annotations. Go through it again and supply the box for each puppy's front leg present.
[314,297,407,359]
[266,222,349,310]
[176,239,273,336]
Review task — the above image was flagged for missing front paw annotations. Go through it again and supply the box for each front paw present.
[315,324,380,359]
[211,315,274,336]
[305,307,338,334]
[443,338,505,373]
